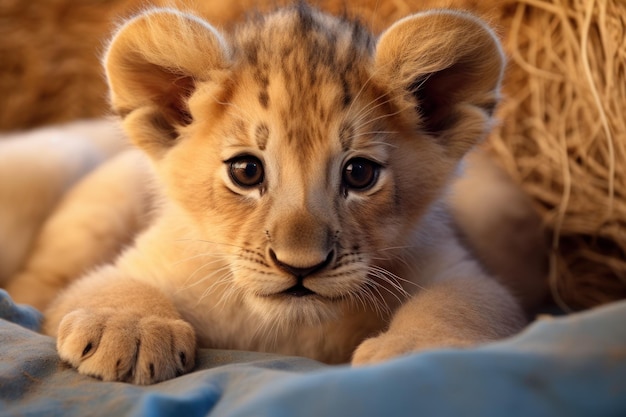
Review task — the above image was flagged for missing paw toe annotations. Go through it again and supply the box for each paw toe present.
[57,309,111,367]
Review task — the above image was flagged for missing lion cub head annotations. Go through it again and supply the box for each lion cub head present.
[105,4,503,324]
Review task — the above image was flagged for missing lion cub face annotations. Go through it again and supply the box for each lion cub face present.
[106,5,503,323]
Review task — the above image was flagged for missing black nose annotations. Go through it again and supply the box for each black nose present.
[269,249,334,278]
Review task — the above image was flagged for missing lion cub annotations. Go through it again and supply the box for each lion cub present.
[10,4,543,384]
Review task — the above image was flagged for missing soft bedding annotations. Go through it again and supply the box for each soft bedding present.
[0,289,624,416]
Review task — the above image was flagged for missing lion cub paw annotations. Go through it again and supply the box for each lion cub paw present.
[352,331,473,366]
[352,333,416,366]
[56,308,196,384]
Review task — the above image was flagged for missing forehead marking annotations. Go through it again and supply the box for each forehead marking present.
[255,123,270,150]
[341,76,352,109]
[339,123,354,152]
[230,119,248,144]
[259,90,270,108]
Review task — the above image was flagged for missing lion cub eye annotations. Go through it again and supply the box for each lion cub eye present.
[228,155,264,188]
[342,158,380,191]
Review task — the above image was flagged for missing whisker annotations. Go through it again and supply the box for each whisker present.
[348,90,392,123]
[370,265,421,294]
[346,136,399,148]
[411,72,434,94]
[355,105,408,130]
[178,258,232,290]
[350,73,419,125]
[211,274,242,311]
[349,93,397,128]
[368,0,382,33]
[369,265,417,297]
[357,286,381,317]
[352,130,398,136]
[370,246,421,277]
[374,245,414,252]
[171,251,232,267]
[368,273,407,304]
[342,63,383,126]
[205,92,251,125]
[195,266,237,299]
[361,282,392,318]
[349,288,368,312]
[175,238,249,251]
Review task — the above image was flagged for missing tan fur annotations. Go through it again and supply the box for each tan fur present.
[449,150,549,312]
[6,5,547,384]
[0,119,128,285]
[4,149,153,307]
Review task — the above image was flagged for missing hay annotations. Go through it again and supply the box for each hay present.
[489,0,626,310]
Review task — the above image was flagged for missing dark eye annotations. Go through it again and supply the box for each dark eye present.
[342,158,380,191]
[228,155,264,188]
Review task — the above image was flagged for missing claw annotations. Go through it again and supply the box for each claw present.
[82,342,93,357]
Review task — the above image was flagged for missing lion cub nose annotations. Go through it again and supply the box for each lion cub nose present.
[269,249,334,278]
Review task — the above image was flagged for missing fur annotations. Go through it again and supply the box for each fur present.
[0,119,128,284]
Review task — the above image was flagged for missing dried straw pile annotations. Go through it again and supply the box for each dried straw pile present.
[489,0,626,309]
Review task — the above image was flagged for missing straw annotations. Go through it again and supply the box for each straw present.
[489,0,626,309]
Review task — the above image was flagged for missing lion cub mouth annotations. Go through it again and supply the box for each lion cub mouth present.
[281,283,316,297]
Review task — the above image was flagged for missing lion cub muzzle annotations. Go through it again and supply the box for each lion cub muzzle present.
[267,210,336,296]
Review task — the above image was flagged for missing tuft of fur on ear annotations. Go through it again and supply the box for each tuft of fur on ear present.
[375,11,504,159]
[105,8,231,158]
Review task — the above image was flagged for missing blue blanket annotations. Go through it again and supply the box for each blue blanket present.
[1,289,625,416]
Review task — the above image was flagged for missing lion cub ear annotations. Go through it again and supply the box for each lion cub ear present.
[105,9,230,158]
[375,11,504,159]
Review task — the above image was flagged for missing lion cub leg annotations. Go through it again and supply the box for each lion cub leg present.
[6,150,153,311]
[449,149,549,313]
[44,265,196,385]
[0,118,127,284]
[353,250,526,365]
